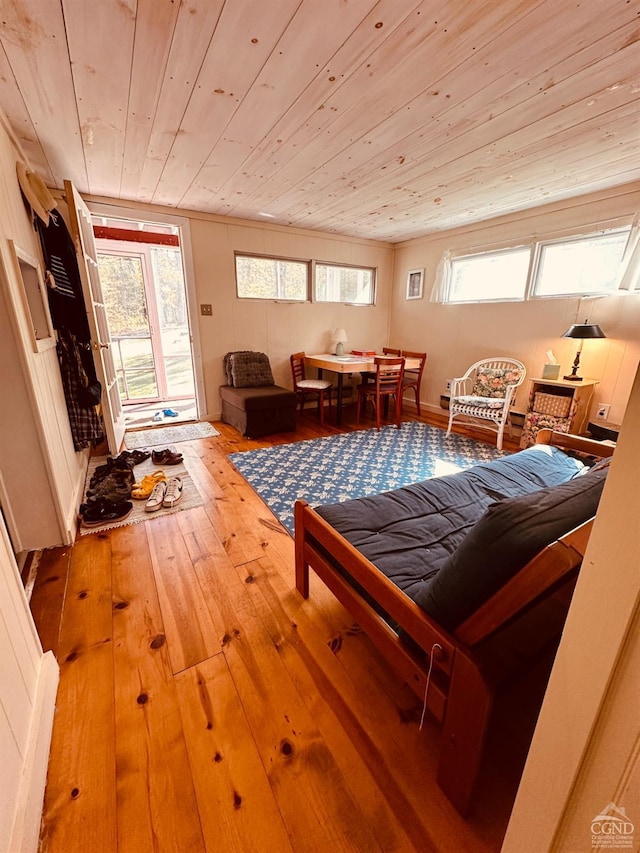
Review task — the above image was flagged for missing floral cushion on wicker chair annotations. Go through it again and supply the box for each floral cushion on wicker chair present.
[455,394,507,409]
[472,367,523,398]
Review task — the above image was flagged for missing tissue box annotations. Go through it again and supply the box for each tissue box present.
[542,363,561,380]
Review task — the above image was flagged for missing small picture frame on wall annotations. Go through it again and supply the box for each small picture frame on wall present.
[406,268,424,300]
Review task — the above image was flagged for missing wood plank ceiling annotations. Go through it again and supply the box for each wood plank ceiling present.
[0,0,638,242]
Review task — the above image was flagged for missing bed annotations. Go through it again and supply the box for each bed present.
[294,429,614,813]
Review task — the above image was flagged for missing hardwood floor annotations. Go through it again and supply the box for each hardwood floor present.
[31,408,530,852]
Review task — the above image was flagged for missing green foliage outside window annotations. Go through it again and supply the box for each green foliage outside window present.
[235,255,308,300]
[97,254,148,335]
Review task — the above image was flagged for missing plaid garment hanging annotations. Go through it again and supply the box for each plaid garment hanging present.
[56,332,104,450]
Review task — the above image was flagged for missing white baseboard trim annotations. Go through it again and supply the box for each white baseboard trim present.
[9,651,59,853]
[64,459,89,544]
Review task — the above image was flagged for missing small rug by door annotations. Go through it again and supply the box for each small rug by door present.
[79,455,203,536]
[124,420,219,449]
[229,421,506,535]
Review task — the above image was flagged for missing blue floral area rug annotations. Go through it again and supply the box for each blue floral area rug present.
[229,422,507,535]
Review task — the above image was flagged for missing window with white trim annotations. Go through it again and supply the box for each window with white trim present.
[314,262,375,304]
[235,253,309,301]
[532,229,631,296]
[438,223,636,303]
[448,247,531,303]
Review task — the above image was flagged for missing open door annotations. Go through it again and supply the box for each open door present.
[64,181,125,454]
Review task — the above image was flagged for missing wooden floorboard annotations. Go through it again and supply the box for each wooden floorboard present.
[38,534,118,853]
[111,523,205,852]
[32,408,523,852]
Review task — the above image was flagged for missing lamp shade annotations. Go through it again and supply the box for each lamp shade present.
[562,322,606,340]
[333,328,347,356]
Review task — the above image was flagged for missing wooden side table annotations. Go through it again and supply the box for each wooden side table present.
[520,377,598,448]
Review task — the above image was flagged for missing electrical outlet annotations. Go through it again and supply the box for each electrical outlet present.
[596,404,610,420]
[200,303,212,316]
[445,380,452,392]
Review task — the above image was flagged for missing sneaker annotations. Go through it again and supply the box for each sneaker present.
[162,477,183,508]
[120,449,152,465]
[145,481,167,512]
[89,468,134,490]
[81,500,133,527]
[86,474,133,502]
[151,448,183,466]
[163,408,180,417]
[152,411,164,422]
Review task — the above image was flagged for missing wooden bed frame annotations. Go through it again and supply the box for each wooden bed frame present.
[294,430,614,814]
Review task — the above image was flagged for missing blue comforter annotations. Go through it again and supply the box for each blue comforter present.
[314,444,595,627]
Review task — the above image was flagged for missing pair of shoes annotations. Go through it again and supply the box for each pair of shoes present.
[86,473,133,503]
[151,448,183,465]
[163,408,179,417]
[81,500,133,527]
[89,468,134,491]
[145,477,183,512]
[105,452,137,471]
[119,449,151,465]
[131,470,166,499]
[92,455,135,479]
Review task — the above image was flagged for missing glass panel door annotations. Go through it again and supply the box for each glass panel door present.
[150,247,195,399]
[97,252,159,402]
[96,242,196,407]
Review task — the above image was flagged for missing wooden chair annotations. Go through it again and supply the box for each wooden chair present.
[400,350,427,415]
[290,352,333,426]
[361,347,401,384]
[446,357,526,450]
[356,357,405,430]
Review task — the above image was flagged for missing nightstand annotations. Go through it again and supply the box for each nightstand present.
[520,377,598,448]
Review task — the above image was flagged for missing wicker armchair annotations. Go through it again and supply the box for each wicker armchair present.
[446,357,526,450]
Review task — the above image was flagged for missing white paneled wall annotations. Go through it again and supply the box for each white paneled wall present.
[0,519,58,853]
[0,115,68,851]
[0,115,88,551]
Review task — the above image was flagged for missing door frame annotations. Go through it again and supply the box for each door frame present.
[85,202,205,423]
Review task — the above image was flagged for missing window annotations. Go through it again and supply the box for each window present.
[448,247,531,303]
[438,224,635,303]
[314,262,375,304]
[533,229,630,296]
[235,254,308,301]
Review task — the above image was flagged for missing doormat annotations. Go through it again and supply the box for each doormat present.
[124,420,219,449]
[79,455,203,535]
[229,421,506,535]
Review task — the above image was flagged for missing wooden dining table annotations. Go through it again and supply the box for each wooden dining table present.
[305,353,420,426]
